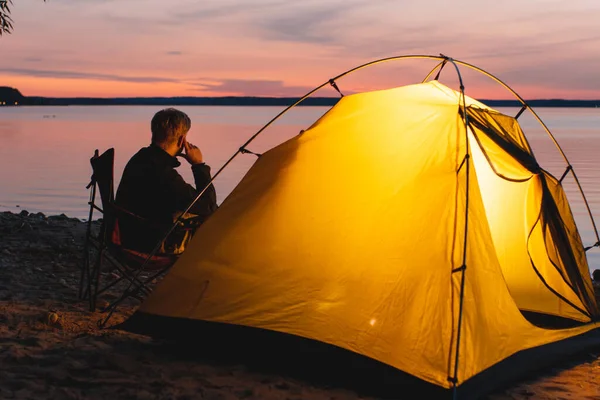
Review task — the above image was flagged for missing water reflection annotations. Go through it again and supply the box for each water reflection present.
[0,105,598,270]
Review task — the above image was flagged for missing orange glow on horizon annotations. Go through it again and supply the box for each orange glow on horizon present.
[3,1,600,100]
[5,73,600,101]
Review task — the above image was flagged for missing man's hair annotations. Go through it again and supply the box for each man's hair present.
[593,269,600,282]
[151,108,191,145]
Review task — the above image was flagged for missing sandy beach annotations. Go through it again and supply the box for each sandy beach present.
[1,210,599,399]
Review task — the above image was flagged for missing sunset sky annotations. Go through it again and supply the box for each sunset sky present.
[2,0,600,99]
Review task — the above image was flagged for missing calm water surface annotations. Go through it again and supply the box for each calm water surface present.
[1,105,599,272]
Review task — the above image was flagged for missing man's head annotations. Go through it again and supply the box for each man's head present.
[151,108,191,151]
[593,269,600,282]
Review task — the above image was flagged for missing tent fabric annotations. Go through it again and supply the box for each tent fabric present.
[466,108,539,173]
[541,172,598,317]
[467,108,598,321]
[130,80,600,389]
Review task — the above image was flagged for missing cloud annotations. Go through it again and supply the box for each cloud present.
[99,13,175,34]
[254,2,351,45]
[250,0,390,47]
[92,0,290,33]
[166,51,183,55]
[0,68,180,83]
[173,0,289,22]
[193,78,319,97]
[169,0,375,46]
[23,57,43,63]
[463,29,600,62]
[335,27,457,60]
[499,56,600,94]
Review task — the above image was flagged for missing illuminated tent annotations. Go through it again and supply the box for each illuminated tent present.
[120,57,600,398]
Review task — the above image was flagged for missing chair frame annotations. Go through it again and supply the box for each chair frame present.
[79,148,193,312]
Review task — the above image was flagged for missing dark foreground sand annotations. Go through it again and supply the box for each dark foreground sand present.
[1,211,599,400]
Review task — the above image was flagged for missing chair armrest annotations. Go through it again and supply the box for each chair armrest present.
[109,204,198,256]
[172,211,205,230]
[178,216,205,230]
[111,204,172,232]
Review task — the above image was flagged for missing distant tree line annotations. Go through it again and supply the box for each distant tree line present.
[0,86,24,104]
[1,86,599,107]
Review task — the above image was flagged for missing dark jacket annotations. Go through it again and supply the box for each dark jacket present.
[114,144,217,253]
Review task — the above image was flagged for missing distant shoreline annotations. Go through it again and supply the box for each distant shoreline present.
[2,98,599,108]
[1,87,599,107]
[6,97,600,108]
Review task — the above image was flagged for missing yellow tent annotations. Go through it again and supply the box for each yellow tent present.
[122,74,600,397]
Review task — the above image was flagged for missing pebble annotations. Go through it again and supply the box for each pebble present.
[97,300,110,310]
[66,359,88,371]
[14,388,34,399]
[52,264,65,271]
[47,369,69,381]
[48,214,71,221]
[90,339,113,351]
[274,382,291,390]
[105,353,138,373]
[47,312,60,325]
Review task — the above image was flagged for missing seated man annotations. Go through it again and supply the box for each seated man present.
[114,108,217,255]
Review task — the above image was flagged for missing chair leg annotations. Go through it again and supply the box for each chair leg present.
[80,240,97,301]
[87,247,155,313]
[79,257,86,300]
[96,273,126,296]
[89,247,104,312]
[80,250,91,301]
[103,253,154,290]
[99,262,175,328]
[79,250,88,300]
[81,243,101,301]
[80,183,97,299]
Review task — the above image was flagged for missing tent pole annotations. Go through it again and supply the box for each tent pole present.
[330,54,597,249]
[429,54,452,82]
[444,58,471,400]
[421,59,446,83]
[449,61,600,246]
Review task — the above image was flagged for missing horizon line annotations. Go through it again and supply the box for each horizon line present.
[2,86,600,103]
[20,94,600,102]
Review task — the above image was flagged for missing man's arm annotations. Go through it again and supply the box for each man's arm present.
[164,166,217,221]
[173,139,218,221]
[189,163,218,216]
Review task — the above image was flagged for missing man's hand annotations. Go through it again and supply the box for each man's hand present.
[183,140,204,165]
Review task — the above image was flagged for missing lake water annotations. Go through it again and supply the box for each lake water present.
[1,105,599,273]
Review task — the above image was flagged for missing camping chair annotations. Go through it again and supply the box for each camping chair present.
[79,148,197,311]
